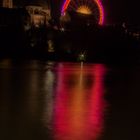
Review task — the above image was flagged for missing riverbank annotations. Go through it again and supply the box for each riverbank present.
[0,25,140,64]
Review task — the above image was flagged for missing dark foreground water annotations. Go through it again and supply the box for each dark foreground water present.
[0,59,140,140]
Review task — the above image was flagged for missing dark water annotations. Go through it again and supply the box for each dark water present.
[0,59,140,140]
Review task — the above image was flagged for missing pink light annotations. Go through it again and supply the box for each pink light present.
[53,63,106,140]
[61,0,104,25]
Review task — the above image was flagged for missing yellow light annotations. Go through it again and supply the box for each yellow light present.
[77,5,92,15]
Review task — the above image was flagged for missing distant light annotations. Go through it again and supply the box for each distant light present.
[78,53,86,61]
[48,40,55,52]
[60,28,65,32]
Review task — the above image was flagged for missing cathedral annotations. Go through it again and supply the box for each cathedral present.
[1,0,51,27]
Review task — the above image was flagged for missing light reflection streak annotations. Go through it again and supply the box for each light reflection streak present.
[42,62,55,129]
[54,63,106,140]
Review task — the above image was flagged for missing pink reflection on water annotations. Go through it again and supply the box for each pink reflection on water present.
[54,63,106,140]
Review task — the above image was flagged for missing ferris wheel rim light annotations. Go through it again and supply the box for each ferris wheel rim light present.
[61,0,104,25]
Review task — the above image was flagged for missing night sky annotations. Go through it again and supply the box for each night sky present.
[0,0,140,26]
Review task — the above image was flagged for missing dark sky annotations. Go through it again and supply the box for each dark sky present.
[104,0,140,25]
[1,0,140,25]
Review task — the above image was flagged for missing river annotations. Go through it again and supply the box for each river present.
[0,59,140,140]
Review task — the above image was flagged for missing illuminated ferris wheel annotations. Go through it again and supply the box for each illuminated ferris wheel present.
[61,0,104,25]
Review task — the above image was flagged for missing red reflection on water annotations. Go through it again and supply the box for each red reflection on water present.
[54,63,106,140]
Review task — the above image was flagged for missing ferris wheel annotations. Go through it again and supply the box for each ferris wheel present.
[61,0,104,25]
